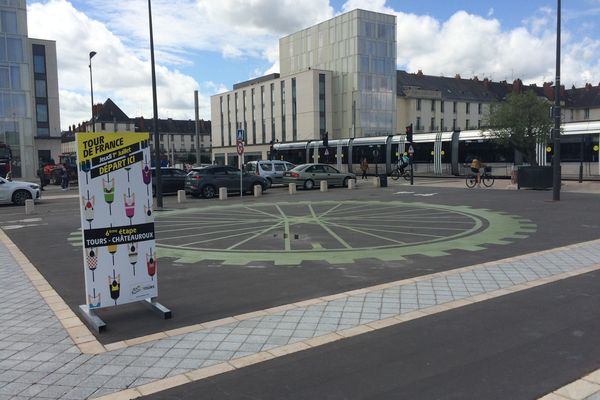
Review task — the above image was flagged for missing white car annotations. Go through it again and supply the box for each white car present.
[0,177,41,205]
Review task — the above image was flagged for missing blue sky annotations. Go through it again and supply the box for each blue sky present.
[27,0,600,130]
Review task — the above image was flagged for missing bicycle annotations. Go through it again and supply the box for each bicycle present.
[390,165,411,181]
[466,166,494,188]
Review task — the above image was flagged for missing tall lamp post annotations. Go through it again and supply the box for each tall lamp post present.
[552,0,561,201]
[148,0,162,208]
[89,51,96,133]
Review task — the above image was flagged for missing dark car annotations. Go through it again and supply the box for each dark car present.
[185,165,269,198]
[151,167,188,195]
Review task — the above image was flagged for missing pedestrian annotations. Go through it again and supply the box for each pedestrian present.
[360,157,368,180]
[60,165,69,190]
[37,165,46,191]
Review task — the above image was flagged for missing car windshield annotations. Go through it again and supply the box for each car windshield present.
[246,163,256,172]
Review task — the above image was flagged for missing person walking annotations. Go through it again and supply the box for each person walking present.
[360,157,368,180]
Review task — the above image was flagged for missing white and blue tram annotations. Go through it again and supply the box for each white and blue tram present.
[273,121,600,178]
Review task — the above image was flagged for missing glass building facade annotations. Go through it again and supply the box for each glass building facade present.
[279,9,396,138]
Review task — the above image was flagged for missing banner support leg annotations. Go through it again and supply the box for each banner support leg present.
[143,297,172,319]
[78,305,106,333]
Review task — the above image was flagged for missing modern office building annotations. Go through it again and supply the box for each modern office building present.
[211,9,396,164]
[0,0,61,179]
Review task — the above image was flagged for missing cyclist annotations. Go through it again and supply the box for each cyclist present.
[398,153,409,175]
[470,156,483,187]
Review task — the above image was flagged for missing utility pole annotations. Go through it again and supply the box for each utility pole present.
[552,0,561,201]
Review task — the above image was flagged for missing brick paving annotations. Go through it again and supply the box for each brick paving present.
[1,235,600,399]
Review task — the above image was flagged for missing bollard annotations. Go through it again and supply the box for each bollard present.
[288,184,297,195]
[373,176,380,188]
[320,180,328,192]
[254,184,262,197]
[219,187,227,200]
[177,190,186,203]
[348,179,356,189]
[25,199,34,215]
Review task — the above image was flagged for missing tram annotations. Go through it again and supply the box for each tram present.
[273,121,600,178]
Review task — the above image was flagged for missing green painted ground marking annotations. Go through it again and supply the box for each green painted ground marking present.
[68,201,536,266]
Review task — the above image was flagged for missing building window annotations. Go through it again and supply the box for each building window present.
[319,74,326,137]
[37,127,49,137]
[466,103,470,114]
[292,77,297,141]
[416,99,421,111]
[584,108,590,119]
[219,96,224,147]
[453,101,457,114]
[270,83,275,142]
[465,119,470,129]
[478,120,481,128]
[36,104,48,122]
[251,88,256,144]
[280,80,286,142]
[234,92,238,131]
[1,11,17,34]
[453,118,456,130]
[35,79,46,98]
[101,122,106,130]
[33,54,45,74]
[242,90,247,140]
[441,101,445,113]
[6,37,22,62]
[261,86,265,143]
[416,117,421,131]
[430,117,435,131]
[431,100,435,112]
[478,103,482,114]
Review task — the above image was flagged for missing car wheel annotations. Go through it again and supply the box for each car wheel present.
[12,190,32,206]
[342,177,349,187]
[303,179,314,190]
[202,185,216,198]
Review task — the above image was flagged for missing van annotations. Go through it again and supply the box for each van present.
[245,160,295,187]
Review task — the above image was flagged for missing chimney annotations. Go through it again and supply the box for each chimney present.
[512,79,522,94]
[543,82,554,99]
[585,83,592,90]
[416,70,423,76]
[454,74,461,79]
[473,76,479,81]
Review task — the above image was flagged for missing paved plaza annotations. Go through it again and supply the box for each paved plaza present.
[1,180,600,399]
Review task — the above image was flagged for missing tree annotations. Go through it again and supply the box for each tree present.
[484,91,553,166]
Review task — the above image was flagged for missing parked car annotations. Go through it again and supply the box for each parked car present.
[0,177,41,205]
[151,167,188,195]
[185,165,269,198]
[245,160,295,187]
[282,164,356,189]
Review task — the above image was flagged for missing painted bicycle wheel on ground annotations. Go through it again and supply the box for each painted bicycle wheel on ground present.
[153,201,536,265]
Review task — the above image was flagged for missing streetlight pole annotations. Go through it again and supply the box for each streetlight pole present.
[89,51,96,133]
[552,0,561,201]
[148,0,162,208]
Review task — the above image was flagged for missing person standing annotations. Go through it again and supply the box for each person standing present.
[37,164,46,191]
[360,157,368,180]
[60,165,69,190]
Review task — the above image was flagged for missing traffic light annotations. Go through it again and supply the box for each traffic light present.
[405,124,413,143]
[323,131,329,148]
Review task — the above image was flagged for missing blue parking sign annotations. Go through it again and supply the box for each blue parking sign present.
[236,129,245,142]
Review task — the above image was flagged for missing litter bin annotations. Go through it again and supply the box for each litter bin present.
[379,174,387,187]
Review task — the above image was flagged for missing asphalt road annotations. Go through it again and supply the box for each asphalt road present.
[1,183,599,344]
[146,270,600,400]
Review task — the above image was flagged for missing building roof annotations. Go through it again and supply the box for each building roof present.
[233,73,281,90]
[134,117,211,134]
[565,84,600,108]
[95,98,130,123]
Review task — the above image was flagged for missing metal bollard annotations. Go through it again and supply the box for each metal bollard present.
[254,185,262,197]
[320,180,328,192]
[288,184,297,195]
[25,199,34,215]
[373,177,380,187]
[348,179,356,189]
[177,190,186,203]
[219,187,227,200]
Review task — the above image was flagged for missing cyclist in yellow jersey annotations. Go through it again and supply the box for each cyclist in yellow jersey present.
[470,156,482,186]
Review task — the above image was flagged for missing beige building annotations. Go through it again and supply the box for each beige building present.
[211,9,396,164]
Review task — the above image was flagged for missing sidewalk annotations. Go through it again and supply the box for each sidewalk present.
[1,228,600,398]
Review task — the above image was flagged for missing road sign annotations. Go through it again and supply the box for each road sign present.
[236,129,245,142]
[237,141,244,155]
[324,149,329,156]
[408,145,414,155]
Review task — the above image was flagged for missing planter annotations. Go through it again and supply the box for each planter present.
[517,166,554,189]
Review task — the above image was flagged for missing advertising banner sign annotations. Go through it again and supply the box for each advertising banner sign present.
[77,132,157,310]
